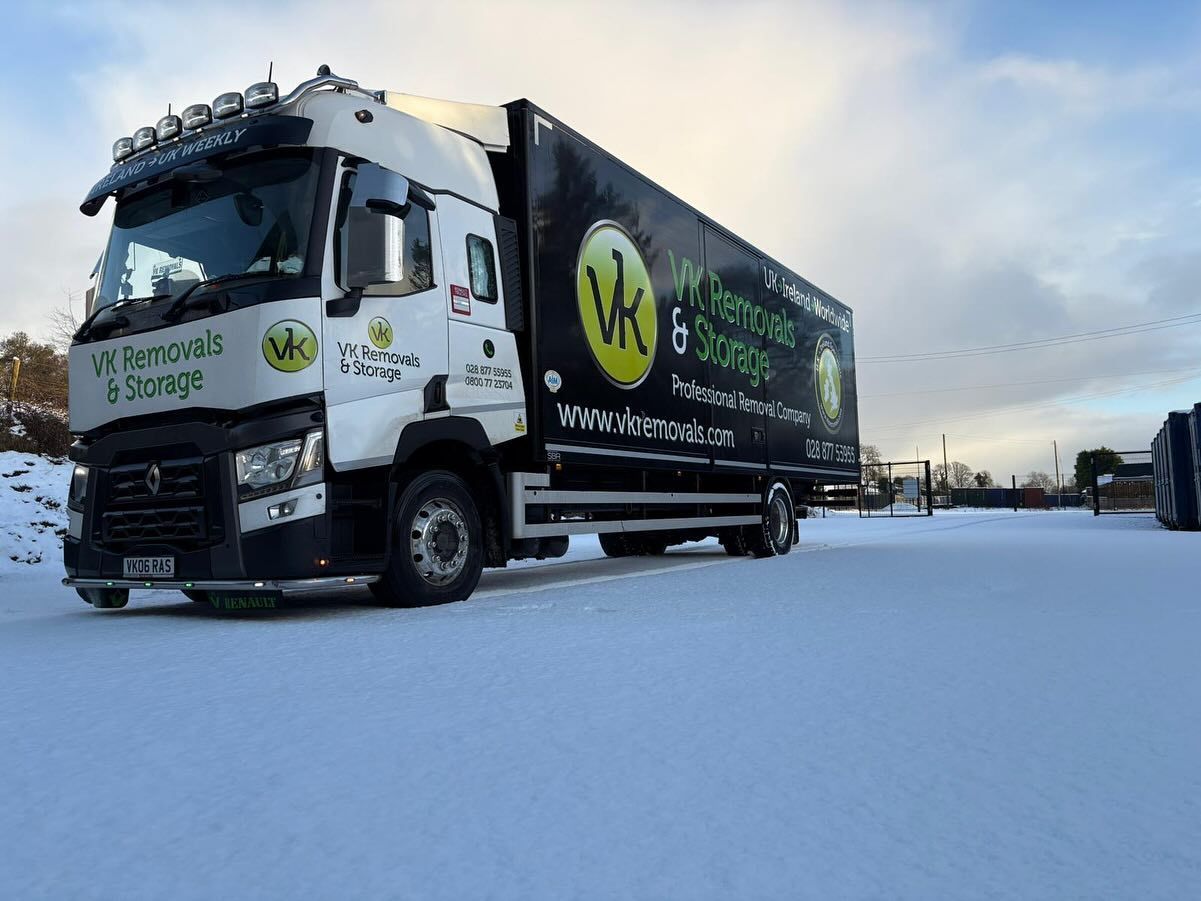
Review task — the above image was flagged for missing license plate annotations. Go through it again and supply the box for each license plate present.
[123,556,175,579]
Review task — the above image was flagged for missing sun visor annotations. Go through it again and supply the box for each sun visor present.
[381,92,509,152]
[81,115,313,216]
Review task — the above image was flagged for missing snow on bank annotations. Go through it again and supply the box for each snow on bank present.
[0,451,69,570]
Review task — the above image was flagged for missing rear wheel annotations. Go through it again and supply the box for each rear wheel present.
[747,480,795,558]
[720,528,751,557]
[638,534,669,556]
[600,532,669,557]
[599,532,636,558]
[371,470,483,608]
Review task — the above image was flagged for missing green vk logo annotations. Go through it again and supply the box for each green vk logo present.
[815,333,843,432]
[262,320,318,372]
[368,316,393,350]
[576,220,657,388]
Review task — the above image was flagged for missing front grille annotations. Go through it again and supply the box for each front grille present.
[95,453,222,553]
[102,506,206,546]
[108,458,203,502]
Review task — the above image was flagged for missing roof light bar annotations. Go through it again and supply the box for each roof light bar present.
[131,126,156,152]
[181,103,212,130]
[213,91,244,119]
[155,114,182,141]
[245,81,278,109]
[112,137,134,162]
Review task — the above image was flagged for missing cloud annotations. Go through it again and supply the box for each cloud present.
[3,0,1199,474]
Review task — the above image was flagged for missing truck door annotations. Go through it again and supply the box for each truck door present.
[436,196,527,446]
[322,162,450,470]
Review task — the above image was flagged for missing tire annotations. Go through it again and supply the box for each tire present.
[76,587,129,609]
[720,528,751,557]
[747,480,795,558]
[599,532,635,558]
[638,534,669,556]
[600,532,668,557]
[370,470,484,607]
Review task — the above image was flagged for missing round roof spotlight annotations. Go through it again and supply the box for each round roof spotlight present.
[131,126,157,152]
[245,81,278,109]
[112,137,134,162]
[354,109,374,124]
[181,103,213,130]
[213,92,244,119]
[156,114,183,141]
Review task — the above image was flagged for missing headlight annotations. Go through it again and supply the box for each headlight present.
[235,430,325,495]
[237,439,302,491]
[68,464,89,510]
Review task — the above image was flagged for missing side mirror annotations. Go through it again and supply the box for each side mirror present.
[343,164,411,290]
[344,207,405,289]
[350,164,411,215]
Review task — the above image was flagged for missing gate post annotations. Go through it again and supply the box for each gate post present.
[925,460,934,515]
[888,462,894,517]
[1091,453,1100,516]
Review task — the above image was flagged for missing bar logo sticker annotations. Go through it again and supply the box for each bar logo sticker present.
[262,320,318,372]
[815,333,843,433]
[575,220,657,389]
[368,317,393,350]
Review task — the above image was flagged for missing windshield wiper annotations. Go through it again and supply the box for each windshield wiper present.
[162,272,275,322]
[73,293,171,342]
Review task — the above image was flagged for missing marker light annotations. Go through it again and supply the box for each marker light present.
[213,91,244,119]
[156,114,182,141]
[245,81,278,109]
[112,137,134,162]
[181,103,213,130]
[131,126,157,152]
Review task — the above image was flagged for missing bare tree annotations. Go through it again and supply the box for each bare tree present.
[949,461,973,488]
[859,444,884,485]
[973,470,995,487]
[1022,471,1057,490]
[48,289,84,353]
[935,461,975,490]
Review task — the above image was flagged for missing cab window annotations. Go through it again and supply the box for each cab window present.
[466,234,497,302]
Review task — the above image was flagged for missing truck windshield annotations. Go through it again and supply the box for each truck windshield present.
[94,149,321,311]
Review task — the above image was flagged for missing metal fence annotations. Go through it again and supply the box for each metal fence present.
[860,460,934,517]
[1091,450,1154,515]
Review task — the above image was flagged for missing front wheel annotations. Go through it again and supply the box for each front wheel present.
[371,471,484,608]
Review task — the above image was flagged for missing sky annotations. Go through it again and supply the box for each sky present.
[2,0,1200,479]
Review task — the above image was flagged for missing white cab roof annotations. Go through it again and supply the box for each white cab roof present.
[294,91,502,211]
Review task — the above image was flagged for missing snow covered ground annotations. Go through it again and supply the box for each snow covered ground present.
[2,459,1199,898]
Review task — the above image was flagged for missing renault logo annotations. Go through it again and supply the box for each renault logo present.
[145,462,162,496]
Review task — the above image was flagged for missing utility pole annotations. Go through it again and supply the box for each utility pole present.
[1012,474,1018,512]
[942,433,950,500]
[1053,440,1062,510]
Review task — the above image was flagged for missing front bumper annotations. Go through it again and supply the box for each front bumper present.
[62,575,377,594]
[64,406,364,584]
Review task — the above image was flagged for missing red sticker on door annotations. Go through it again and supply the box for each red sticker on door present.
[451,284,471,315]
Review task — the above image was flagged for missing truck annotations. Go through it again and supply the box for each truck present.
[64,66,859,610]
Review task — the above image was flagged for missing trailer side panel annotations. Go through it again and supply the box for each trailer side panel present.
[505,102,859,482]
